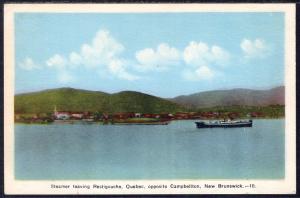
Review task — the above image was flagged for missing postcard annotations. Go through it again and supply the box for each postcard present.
[4,3,296,195]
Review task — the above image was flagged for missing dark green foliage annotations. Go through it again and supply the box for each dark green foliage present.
[195,105,285,118]
[15,88,185,114]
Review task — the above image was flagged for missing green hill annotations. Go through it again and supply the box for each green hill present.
[15,88,185,114]
[171,86,284,109]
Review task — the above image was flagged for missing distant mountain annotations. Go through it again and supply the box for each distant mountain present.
[170,86,284,109]
[15,88,185,114]
[15,86,284,114]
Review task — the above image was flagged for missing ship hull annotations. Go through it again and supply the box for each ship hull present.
[195,120,252,128]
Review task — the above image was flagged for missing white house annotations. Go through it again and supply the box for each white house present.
[54,106,70,120]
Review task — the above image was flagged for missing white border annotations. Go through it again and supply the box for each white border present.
[4,3,296,195]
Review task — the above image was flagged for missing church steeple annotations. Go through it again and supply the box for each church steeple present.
[54,105,58,116]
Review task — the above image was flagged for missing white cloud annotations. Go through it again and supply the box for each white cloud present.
[183,42,209,66]
[47,30,124,69]
[46,29,124,70]
[181,41,229,81]
[46,54,67,69]
[44,29,139,81]
[69,52,82,67]
[240,38,269,58]
[26,29,237,83]
[211,46,231,66]
[19,57,40,70]
[183,65,215,81]
[79,30,124,68]
[108,59,140,81]
[183,41,230,67]
[135,43,181,71]
[46,54,75,83]
[58,71,74,84]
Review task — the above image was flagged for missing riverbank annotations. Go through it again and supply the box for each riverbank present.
[15,117,285,125]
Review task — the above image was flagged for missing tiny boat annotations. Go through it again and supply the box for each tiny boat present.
[195,119,253,128]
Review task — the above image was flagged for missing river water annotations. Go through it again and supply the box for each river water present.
[15,119,284,180]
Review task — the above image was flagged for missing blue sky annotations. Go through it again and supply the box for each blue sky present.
[15,12,284,97]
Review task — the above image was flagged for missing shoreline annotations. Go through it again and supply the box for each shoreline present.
[14,117,285,125]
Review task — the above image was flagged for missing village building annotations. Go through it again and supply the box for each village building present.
[54,112,70,120]
[54,106,70,120]
[250,112,264,118]
[174,112,190,119]
[113,112,135,119]
[70,112,84,119]
[159,113,173,119]
[135,113,142,118]
[142,113,156,118]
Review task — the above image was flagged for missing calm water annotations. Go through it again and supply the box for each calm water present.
[15,119,284,180]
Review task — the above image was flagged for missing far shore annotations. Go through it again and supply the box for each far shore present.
[14,116,285,125]
[15,105,285,125]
